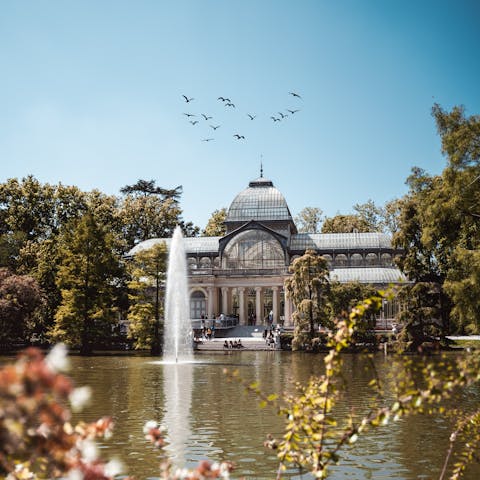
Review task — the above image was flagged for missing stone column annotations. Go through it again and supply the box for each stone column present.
[238,287,246,325]
[227,288,233,316]
[255,286,262,325]
[272,286,279,324]
[284,289,292,326]
[207,287,214,320]
[221,287,229,316]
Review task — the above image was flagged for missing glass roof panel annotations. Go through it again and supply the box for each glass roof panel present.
[290,233,393,250]
[329,267,409,283]
[226,179,293,223]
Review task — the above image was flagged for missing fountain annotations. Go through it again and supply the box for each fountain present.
[163,226,193,363]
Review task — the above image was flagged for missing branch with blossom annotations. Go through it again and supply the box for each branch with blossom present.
[0,345,125,480]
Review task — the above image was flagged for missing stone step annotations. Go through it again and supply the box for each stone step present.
[214,325,272,339]
[194,338,277,351]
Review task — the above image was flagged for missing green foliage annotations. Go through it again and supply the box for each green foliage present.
[285,250,330,350]
[0,231,27,270]
[353,199,383,231]
[396,282,443,351]
[295,207,324,233]
[202,208,227,236]
[394,104,480,334]
[327,281,376,318]
[52,213,122,354]
[227,290,480,479]
[327,282,378,344]
[127,242,167,353]
[321,214,372,233]
[444,247,480,333]
[120,179,183,199]
[120,194,198,248]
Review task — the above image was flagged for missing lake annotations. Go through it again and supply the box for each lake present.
[13,350,480,479]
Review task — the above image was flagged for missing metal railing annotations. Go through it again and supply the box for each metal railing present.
[191,316,239,330]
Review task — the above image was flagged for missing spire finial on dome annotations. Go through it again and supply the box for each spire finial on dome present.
[260,157,263,178]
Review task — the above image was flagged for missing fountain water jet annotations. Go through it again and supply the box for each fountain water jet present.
[163,226,193,363]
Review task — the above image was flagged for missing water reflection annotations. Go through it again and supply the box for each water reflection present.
[18,352,480,480]
[162,363,193,466]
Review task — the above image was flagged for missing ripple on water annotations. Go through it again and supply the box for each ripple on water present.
[62,353,480,480]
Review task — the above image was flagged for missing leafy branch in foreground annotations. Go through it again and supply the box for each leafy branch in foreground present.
[226,290,480,479]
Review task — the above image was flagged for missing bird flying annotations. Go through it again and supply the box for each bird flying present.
[233,134,245,139]
[210,125,221,130]
[201,114,212,120]
[270,116,280,122]
[190,120,199,125]
[278,112,287,119]
[247,114,256,120]
[183,113,195,117]
[289,92,302,99]
[225,102,235,107]
[182,95,194,102]
[287,109,300,114]
[202,138,214,142]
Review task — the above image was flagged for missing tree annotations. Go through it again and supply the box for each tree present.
[0,231,27,270]
[285,249,330,350]
[0,176,56,242]
[120,179,182,200]
[396,282,443,351]
[321,214,371,233]
[328,281,377,320]
[0,268,44,346]
[353,199,382,231]
[127,242,167,354]
[394,105,480,334]
[52,213,122,355]
[119,180,199,247]
[381,198,404,235]
[444,248,480,333]
[203,208,227,236]
[19,238,62,339]
[295,207,323,233]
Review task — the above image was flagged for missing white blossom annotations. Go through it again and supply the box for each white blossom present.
[79,439,98,462]
[46,343,70,372]
[69,386,92,412]
[104,458,124,477]
[66,469,84,480]
[143,420,158,434]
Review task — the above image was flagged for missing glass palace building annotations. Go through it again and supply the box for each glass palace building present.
[129,175,408,326]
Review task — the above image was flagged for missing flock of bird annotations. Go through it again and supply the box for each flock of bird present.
[180,92,302,143]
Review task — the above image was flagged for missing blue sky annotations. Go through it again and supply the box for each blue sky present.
[1,1,479,230]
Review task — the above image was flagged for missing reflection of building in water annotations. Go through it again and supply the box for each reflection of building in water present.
[129,174,408,327]
[162,364,193,466]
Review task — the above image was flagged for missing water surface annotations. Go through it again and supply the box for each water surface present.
[22,351,480,479]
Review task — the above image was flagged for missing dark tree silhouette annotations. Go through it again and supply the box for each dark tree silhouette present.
[120,180,182,200]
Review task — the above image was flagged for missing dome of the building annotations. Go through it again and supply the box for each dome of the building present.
[226,176,293,223]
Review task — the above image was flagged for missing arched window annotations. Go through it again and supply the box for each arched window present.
[335,254,347,267]
[366,253,378,266]
[381,253,392,266]
[190,290,206,319]
[322,254,333,266]
[351,253,363,267]
[222,229,285,269]
[188,258,198,270]
[200,257,211,268]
